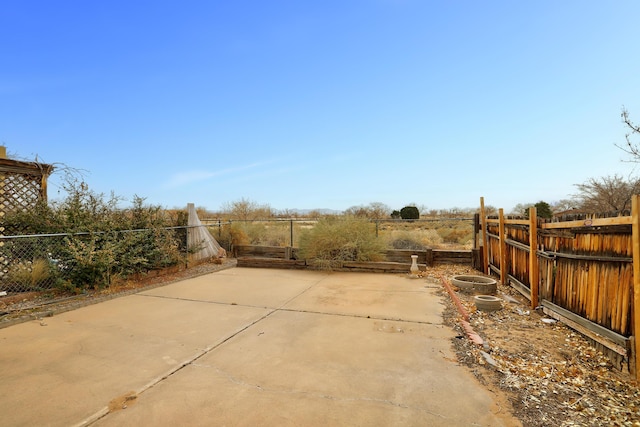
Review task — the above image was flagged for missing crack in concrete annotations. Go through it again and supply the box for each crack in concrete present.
[135,292,442,326]
[78,274,447,425]
[78,274,327,426]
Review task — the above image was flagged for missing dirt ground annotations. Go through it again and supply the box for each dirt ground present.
[1,260,639,426]
[428,265,640,427]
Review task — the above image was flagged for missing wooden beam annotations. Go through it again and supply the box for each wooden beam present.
[542,216,632,229]
[480,197,489,274]
[542,303,629,357]
[529,207,539,309]
[499,208,507,286]
[631,195,640,380]
[504,219,530,225]
[40,174,48,202]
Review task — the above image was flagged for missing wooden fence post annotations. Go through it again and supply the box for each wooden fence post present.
[499,208,507,286]
[480,197,489,274]
[631,195,640,379]
[529,207,539,309]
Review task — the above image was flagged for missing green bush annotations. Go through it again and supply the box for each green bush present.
[3,180,185,290]
[400,206,420,220]
[298,217,385,269]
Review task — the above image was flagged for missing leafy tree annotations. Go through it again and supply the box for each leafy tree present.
[534,201,553,219]
[400,206,420,220]
[390,210,401,219]
[518,201,552,219]
[573,174,640,212]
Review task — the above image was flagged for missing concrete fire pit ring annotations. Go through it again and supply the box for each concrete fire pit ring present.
[451,275,497,294]
[474,295,502,312]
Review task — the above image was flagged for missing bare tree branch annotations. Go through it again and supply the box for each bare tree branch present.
[615,107,640,162]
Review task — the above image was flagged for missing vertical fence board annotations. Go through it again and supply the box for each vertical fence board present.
[499,209,507,286]
[529,207,539,308]
[480,197,489,274]
[632,195,640,379]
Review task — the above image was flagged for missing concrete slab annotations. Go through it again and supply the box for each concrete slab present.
[282,271,444,324]
[0,291,272,426]
[0,267,520,427]
[139,267,326,308]
[95,310,503,426]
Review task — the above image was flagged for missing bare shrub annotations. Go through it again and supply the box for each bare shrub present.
[438,228,474,245]
[298,217,385,269]
[383,229,442,248]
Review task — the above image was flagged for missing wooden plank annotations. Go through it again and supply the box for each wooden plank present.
[503,219,529,225]
[235,245,287,258]
[542,251,632,263]
[542,216,632,229]
[385,250,428,264]
[499,209,507,286]
[631,195,640,379]
[542,301,630,357]
[480,197,489,274]
[508,275,531,300]
[433,250,472,259]
[236,257,307,269]
[341,261,425,273]
[472,248,483,270]
[530,207,539,309]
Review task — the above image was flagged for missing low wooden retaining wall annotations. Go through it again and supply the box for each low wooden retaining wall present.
[234,246,482,271]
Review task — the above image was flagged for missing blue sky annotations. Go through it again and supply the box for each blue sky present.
[2,1,639,213]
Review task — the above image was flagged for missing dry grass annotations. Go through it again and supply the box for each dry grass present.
[6,259,52,291]
[211,218,475,250]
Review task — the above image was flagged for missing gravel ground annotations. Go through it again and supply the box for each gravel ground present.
[1,260,639,425]
[428,264,640,427]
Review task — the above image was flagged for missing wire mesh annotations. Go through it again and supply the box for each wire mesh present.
[0,227,195,295]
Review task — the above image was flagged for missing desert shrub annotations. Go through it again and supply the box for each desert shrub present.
[298,217,385,269]
[217,223,250,249]
[382,229,442,249]
[389,235,428,250]
[438,227,474,245]
[5,259,58,291]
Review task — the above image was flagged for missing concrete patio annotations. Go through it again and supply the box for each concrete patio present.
[0,267,519,426]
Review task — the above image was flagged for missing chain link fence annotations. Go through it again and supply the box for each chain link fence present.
[0,227,192,295]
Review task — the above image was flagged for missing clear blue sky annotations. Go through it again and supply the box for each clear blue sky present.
[2,1,639,213]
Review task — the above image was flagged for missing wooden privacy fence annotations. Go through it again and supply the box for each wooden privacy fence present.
[480,196,640,379]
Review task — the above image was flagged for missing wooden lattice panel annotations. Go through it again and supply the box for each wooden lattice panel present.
[0,158,53,220]
[0,172,44,214]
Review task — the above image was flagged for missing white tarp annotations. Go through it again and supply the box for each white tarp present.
[187,203,224,262]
